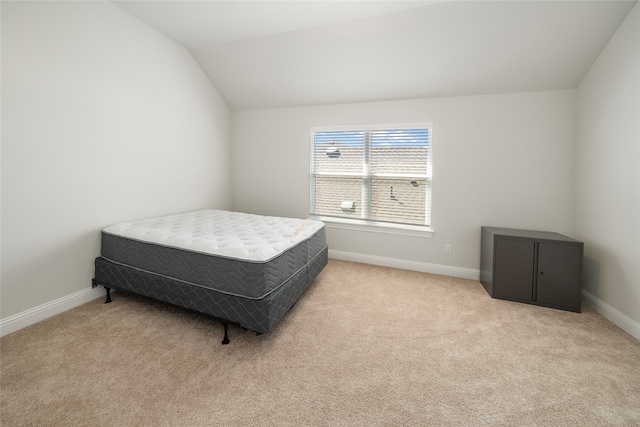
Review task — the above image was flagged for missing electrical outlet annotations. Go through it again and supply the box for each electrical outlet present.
[444,244,452,254]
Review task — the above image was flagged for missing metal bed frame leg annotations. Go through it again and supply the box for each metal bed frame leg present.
[96,277,234,345]
[221,322,230,345]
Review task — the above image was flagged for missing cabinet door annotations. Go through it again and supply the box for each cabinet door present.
[493,238,535,302]
[536,243,582,310]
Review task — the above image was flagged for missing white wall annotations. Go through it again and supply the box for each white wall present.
[575,3,640,336]
[1,2,232,322]
[232,90,576,275]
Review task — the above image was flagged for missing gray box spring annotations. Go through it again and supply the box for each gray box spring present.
[94,210,328,334]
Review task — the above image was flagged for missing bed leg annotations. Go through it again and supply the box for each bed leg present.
[221,322,230,345]
[104,287,112,304]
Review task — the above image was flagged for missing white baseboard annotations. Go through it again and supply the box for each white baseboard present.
[582,290,640,341]
[328,249,480,280]
[0,286,106,337]
[2,251,474,337]
[5,265,636,343]
[329,250,639,341]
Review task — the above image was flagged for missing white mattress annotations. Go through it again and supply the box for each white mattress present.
[102,209,325,263]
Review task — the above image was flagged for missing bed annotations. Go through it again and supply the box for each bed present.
[92,209,328,344]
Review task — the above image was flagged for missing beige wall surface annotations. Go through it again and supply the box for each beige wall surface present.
[575,3,640,332]
[1,2,232,319]
[232,90,577,272]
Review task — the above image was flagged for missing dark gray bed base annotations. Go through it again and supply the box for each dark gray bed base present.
[92,246,328,344]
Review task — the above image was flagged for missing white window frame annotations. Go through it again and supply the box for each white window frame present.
[310,123,434,237]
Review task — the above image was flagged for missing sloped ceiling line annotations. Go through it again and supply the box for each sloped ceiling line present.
[113,1,637,111]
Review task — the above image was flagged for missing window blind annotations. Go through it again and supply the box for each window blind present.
[311,125,432,227]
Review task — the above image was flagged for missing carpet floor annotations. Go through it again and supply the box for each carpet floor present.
[1,259,639,426]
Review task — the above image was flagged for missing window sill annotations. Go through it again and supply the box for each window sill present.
[311,215,434,238]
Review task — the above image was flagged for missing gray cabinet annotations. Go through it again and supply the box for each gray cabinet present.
[480,227,583,312]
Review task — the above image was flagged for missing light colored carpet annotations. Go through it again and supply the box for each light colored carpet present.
[1,259,639,426]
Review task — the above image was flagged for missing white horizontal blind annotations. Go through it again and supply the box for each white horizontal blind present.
[313,131,364,175]
[371,177,429,225]
[311,125,432,227]
[370,128,431,226]
[371,129,430,175]
[313,176,362,219]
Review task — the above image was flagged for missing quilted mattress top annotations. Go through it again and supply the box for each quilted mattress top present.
[102,209,325,262]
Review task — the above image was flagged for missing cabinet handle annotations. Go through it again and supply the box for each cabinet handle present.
[540,271,544,275]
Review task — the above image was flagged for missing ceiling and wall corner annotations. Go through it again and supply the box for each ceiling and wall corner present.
[113,0,637,111]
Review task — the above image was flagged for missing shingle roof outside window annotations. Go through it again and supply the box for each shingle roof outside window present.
[311,126,432,228]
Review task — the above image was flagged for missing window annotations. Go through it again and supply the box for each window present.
[310,124,432,230]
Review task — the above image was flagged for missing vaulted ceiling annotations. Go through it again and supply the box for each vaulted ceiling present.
[113,1,637,111]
